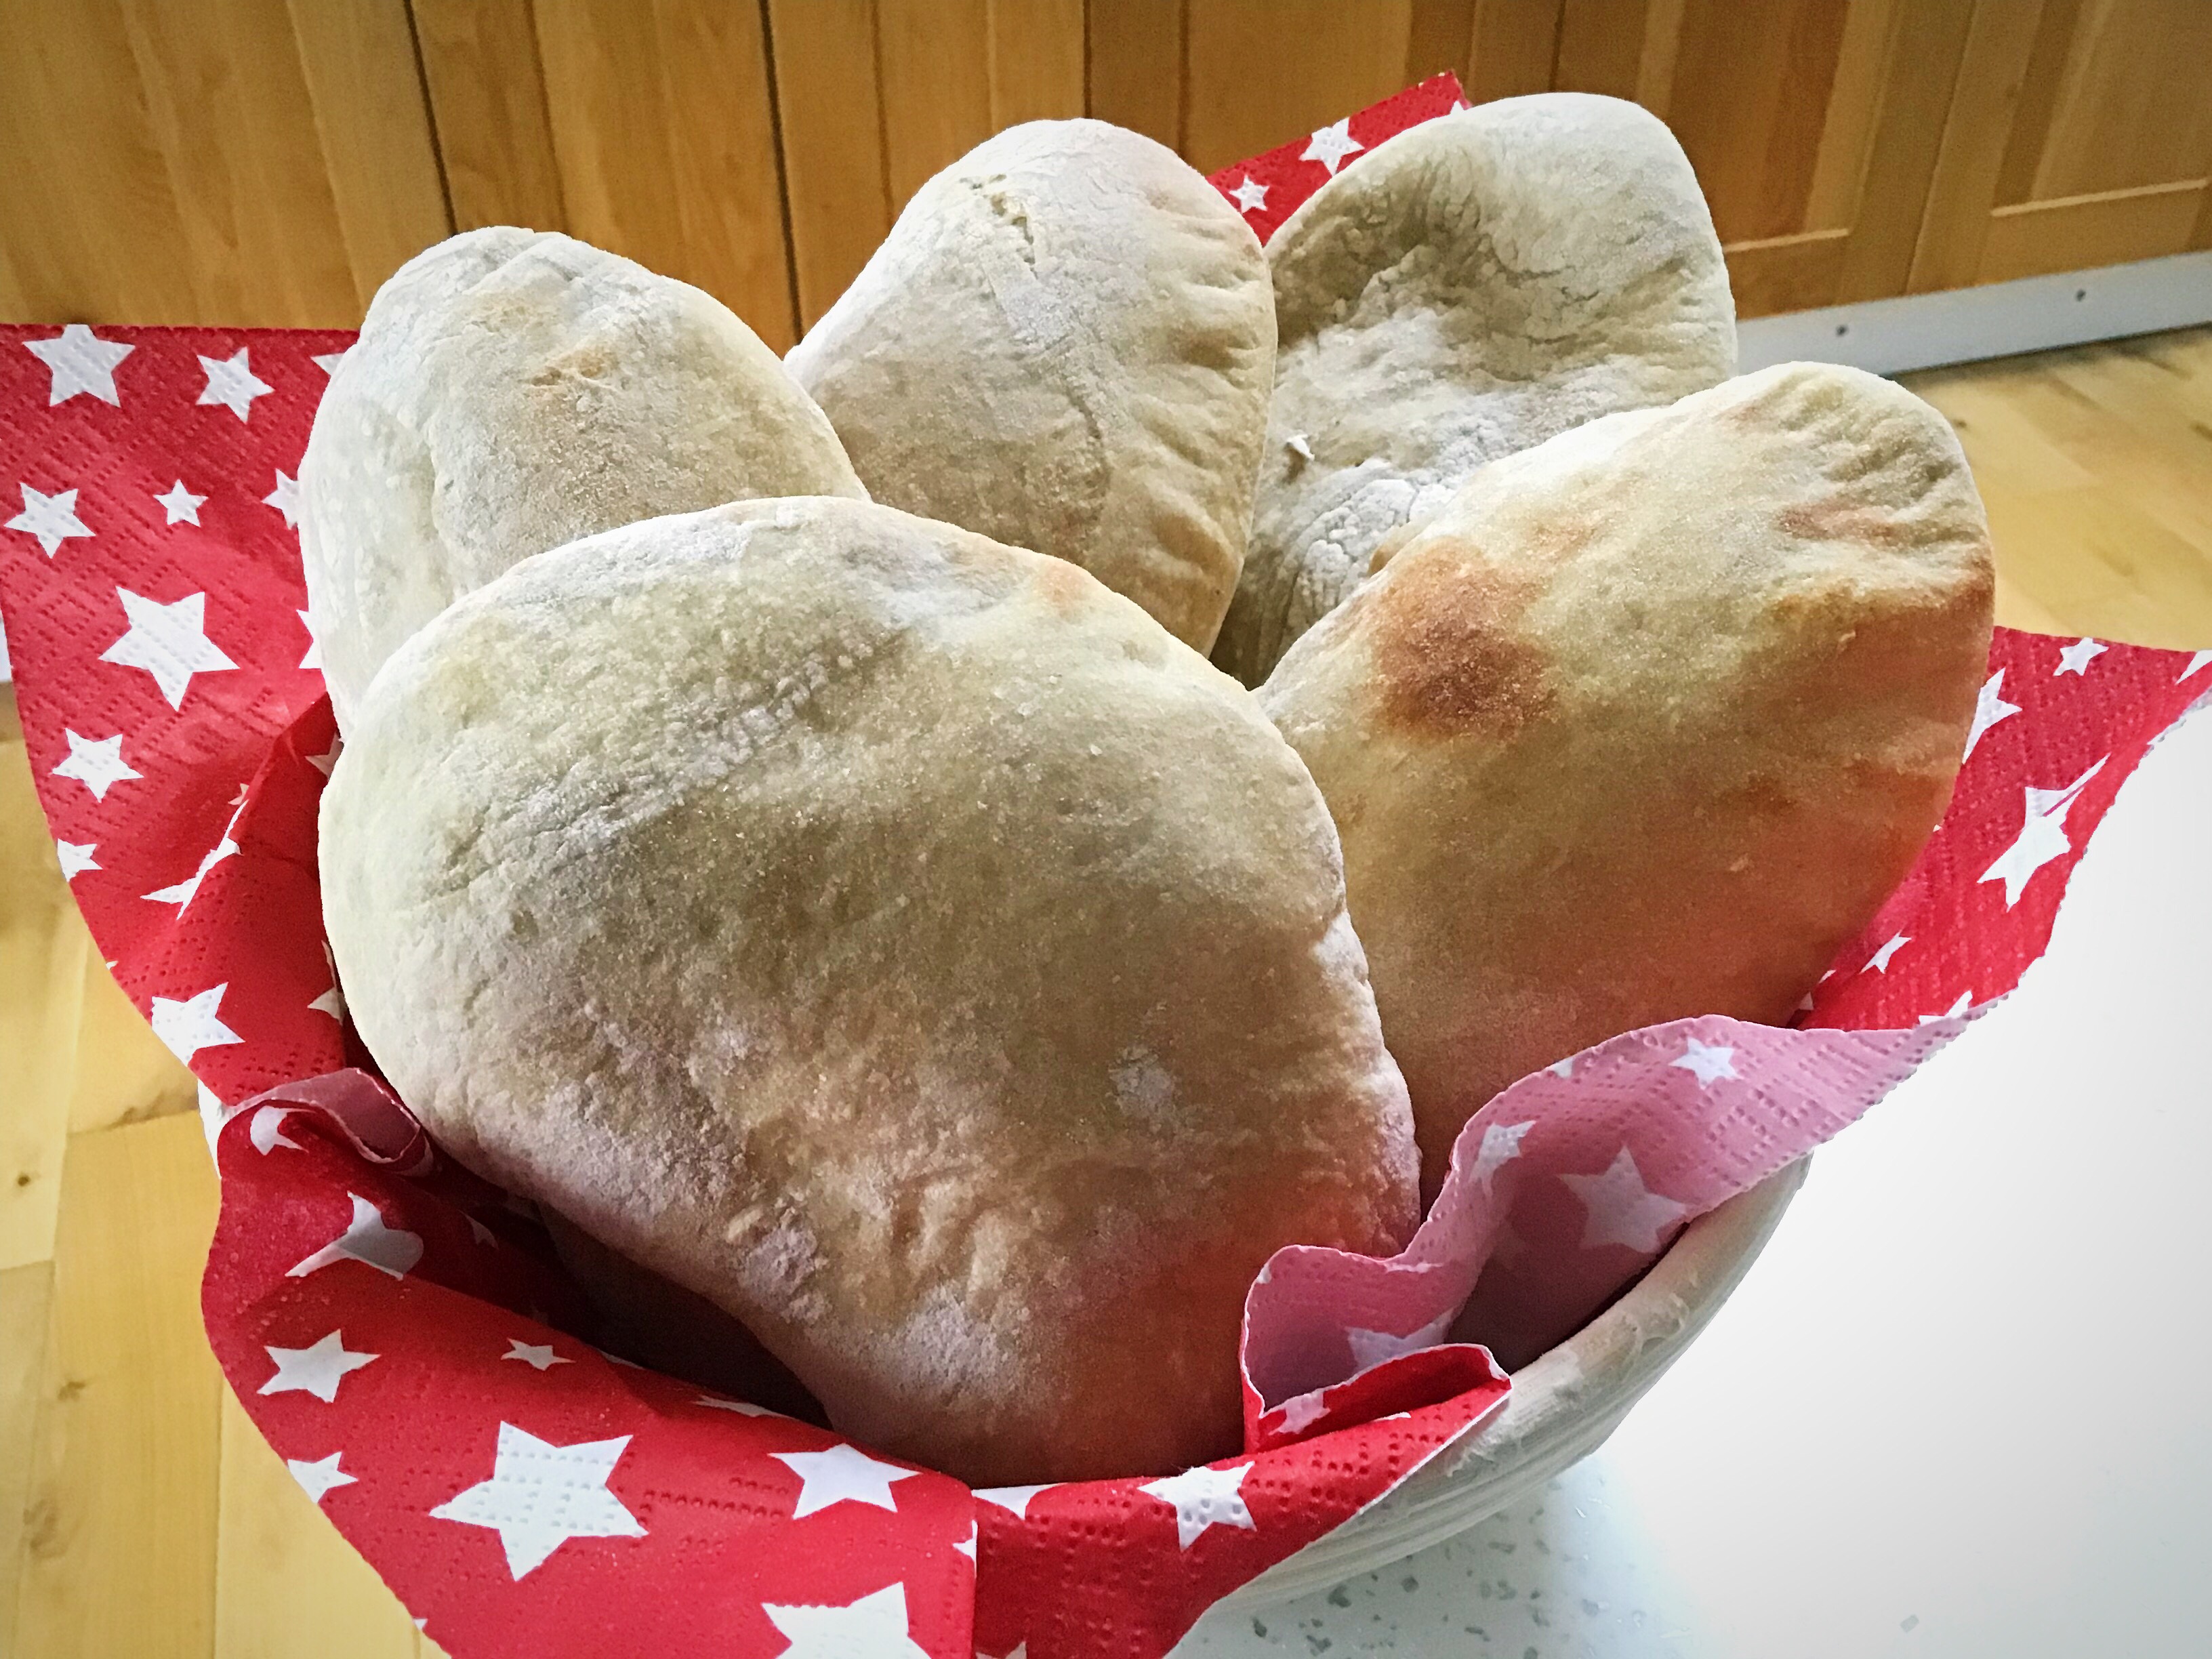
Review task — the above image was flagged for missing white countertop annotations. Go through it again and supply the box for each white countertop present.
[1179,701,2212,1658]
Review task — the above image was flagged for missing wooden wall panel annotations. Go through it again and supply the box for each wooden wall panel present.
[1463,0,1565,106]
[1663,0,1851,244]
[1912,0,2212,297]
[769,0,1088,333]
[2028,0,2212,201]
[1540,1,1982,315]
[531,0,798,348]
[1181,0,1418,173]
[411,0,569,232]
[1088,0,1185,150]
[2,0,2208,329]
[284,0,454,303]
[0,0,447,325]
[766,0,892,329]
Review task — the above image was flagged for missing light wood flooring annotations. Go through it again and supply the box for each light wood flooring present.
[2,325,2209,1658]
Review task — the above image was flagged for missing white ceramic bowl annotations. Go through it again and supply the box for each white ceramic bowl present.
[1222,1158,1811,1604]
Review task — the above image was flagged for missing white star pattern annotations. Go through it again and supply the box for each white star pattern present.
[760,1583,932,1659]
[1228,175,1269,214]
[773,1442,917,1519]
[250,1105,303,1153]
[2055,638,2106,676]
[504,1339,569,1372]
[1963,669,2021,760]
[954,1519,977,1563]
[430,1422,646,1578]
[155,479,206,525]
[287,1193,424,1279]
[1919,989,1973,1024]
[264,468,300,530]
[298,609,321,670]
[8,484,91,556]
[1671,1038,1738,1086]
[197,348,272,421]
[1864,932,1911,972]
[26,325,133,405]
[55,840,98,880]
[288,1452,357,1504]
[972,1484,1054,1519]
[306,735,341,777]
[309,980,346,1021]
[148,983,242,1065]
[468,1216,498,1246]
[1345,1309,1454,1373]
[99,588,237,708]
[261,1330,378,1403]
[313,349,351,376]
[1302,118,1364,176]
[1545,1055,1575,1078]
[144,830,239,911]
[2182,650,2212,682]
[1980,756,2108,907]
[1140,1462,1256,1549]
[1276,1391,1329,1434]
[1470,1119,1533,1190]
[52,729,140,800]
[1559,1145,1689,1254]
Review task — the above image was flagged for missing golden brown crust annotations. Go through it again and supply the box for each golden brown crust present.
[1261,363,1994,1197]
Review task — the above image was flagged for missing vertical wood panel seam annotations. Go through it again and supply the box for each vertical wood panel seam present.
[869,0,895,229]
[523,1,575,230]
[277,7,356,312]
[1175,0,1191,157]
[754,0,806,346]
[401,1,461,238]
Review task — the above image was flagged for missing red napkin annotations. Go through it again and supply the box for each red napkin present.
[5,72,2209,1659]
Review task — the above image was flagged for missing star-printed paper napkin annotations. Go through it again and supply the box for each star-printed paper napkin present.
[5,71,2209,1659]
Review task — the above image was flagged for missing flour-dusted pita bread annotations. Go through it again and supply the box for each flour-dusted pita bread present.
[786,120,1274,653]
[301,228,863,729]
[1260,364,1994,1197]
[321,495,1416,1483]
[1216,93,1736,685]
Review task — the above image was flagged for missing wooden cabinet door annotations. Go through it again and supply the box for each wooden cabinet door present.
[1909,0,2212,293]
[1549,0,1982,318]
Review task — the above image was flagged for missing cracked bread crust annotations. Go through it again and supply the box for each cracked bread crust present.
[1215,94,1737,687]
[787,120,1275,654]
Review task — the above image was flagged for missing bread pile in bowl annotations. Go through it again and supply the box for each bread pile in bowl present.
[304,94,1993,1488]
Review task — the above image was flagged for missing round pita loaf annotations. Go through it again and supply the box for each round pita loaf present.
[301,228,863,730]
[1259,363,1994,1197]
[1216,93,1736,684]
[786,120,1274,653]
[320,495,1416,1483]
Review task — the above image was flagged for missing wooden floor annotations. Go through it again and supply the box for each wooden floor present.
[3,325,2210,1658]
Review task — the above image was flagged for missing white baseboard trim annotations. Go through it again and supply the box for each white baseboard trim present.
[1736,249,2212,377]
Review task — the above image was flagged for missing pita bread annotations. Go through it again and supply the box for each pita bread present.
[321,495,1415,1483]
[787,120,1274,652]
[301,228,863,729]
[1260,363,1994,1196]
[1216,93,1736,684]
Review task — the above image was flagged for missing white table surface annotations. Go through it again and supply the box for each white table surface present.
[1178,698,2212,1658]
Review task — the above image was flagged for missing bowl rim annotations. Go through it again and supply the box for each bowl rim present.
[1216,1155,1811,1607]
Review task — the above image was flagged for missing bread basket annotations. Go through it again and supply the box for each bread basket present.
[1225,1161,1806,1602]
